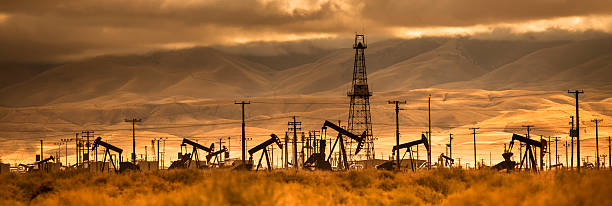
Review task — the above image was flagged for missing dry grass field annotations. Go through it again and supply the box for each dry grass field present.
[1,169,612,206]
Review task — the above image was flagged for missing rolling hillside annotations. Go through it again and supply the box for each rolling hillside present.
[1,37,611,107]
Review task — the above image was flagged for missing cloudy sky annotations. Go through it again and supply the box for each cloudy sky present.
[1,0,612,63]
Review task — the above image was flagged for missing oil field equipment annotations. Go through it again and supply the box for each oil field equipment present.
[496,134,546,172]
[169,138,214,169]
[91,137,138,172]
[36,156,55,172]
[322,120,366,170]
[381,134,429,171]
[304,139,332,170]
[248,134,283,171]
[206,146,228,167]
[438,153,454,168]
[493,151,516,171]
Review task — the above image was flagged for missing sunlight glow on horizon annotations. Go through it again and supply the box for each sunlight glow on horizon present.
[394,15,612,38]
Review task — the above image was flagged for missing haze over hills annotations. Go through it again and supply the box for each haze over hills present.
[1,36,611,107]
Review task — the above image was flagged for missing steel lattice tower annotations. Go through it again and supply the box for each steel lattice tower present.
[347,34,374,160]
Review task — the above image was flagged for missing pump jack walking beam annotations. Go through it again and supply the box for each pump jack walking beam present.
[91,137,122,172]
[248,134,283,171]
[181,138,214,168]
[206,146,227,165]
[506,134,547,172]
[322,120,366,170]
[393,134,430,171]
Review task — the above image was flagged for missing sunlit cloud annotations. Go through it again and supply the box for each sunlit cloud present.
[0,13,9,24]
[393,15,612,38]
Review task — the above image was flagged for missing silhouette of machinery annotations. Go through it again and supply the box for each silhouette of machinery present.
[494,134,546,172]
[304,139,332,170]
[248,134,283,171]
[169,138,214,169]
[206,146,228,167]
[18,156,56,172]
[38,156,56,172]
[92,137,138,172]
[320,120,365,170]
[438,153,454,168]
[378,134,429,171]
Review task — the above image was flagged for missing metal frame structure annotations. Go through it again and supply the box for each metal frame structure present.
[392,134,430,171]
[91,137,122,172]
[323,120,365,170]
[248,134,283,171]
[347,34,374,160]
[181,138,214,169]
[505,134,547,172]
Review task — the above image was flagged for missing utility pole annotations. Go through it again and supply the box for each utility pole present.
[548,136,551,169]
[162,137,167,169]
[564,139,568,169]
[609,136,611,170]
[388,100,406,170]
[469,128,479,169]
[428,94,432,169]
[448,133,453,167]
[568,90,583,171]
[235,101,250,162]
[592,119,603,169]
[40,139,43,161]
[288,116,301,170]
[284,132,289,169]
[81,130,94,165]
[548,136,560,168]
[554,137,559,166]
[570,116,575,169]
[60,138,72,166]
[522,125,534,169]
[124,118,141,164]
[227,136,231,160]
[75,133,79,167]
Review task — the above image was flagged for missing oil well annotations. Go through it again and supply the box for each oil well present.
[2,34,607,174]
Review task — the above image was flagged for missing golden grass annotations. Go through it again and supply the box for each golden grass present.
[1,169,611,206]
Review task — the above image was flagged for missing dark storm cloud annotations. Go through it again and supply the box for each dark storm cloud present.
[0,0,611,63]
[0,0,349,62]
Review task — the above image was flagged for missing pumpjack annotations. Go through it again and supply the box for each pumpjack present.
[379,134,429,171]
[304,139,332,170]
[206,146,228,167]
[248,134,283,171]
[494,134,546,172]
[169,138,214,169]
[37,156,55,172]
[92,137,138,172]
[438,153,454,168]
[322,120,365,170]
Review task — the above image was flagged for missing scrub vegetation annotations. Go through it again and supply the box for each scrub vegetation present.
[1,169,611,206]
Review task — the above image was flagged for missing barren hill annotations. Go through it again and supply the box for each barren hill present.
[1,37,611,107]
